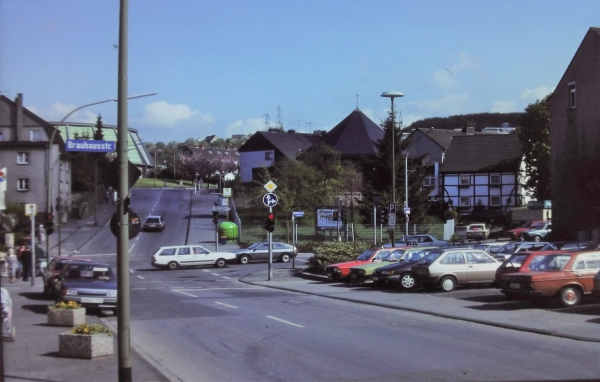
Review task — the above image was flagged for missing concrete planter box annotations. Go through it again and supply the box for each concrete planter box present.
[47,307,86,327]
[58,333,114,359]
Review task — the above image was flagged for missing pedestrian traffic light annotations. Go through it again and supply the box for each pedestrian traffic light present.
[212,211,219,225]
[45,213,55,235]
[265,212,275,232]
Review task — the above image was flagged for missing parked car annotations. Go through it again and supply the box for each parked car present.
[521,222,552,242]
[142,215,165,232]
[494,250,563,286]
[151,245,236,269]
[540,241,599,252]
[325,247,396,281]
[383,234,447,248]
[57,261,118,313]
[349,247,437,285]
[372,247,438,289]
[465,223,490,240]
[593,270,600,297]
[499,251,600,306]
[43,256,91,297]
[494,241,549,260]
[475,242,506,257]
[411,248,501,292]
[507,220,547,241]
[1,287,15,341]
[231,242,296,264]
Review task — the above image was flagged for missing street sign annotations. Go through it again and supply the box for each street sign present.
[65,139,116,153]
[212,206,231,212]
[293,211,304,218]
[389,203,396,214]
[263,193,278,207]
[404,207,411,215]
[388,219,396,226]
[389,213,396,220]
[264,180,277,192]
[223,188,232,197]
[25,203,36,216]
[110,210,141,239]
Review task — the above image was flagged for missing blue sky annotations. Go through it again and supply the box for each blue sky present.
[1,0,597,144]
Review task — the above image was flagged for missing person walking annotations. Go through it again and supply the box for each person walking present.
[20,246,32,282]
[7,248,18,283]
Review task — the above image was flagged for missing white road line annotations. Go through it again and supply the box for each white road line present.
[137,275,145,280]
[129,243,136,253]
[129,269,134,273]
[210,273,221,276]
[172,287,264,291]
[266,315,304,328]
[132,288,147,290]
[202,270,211,273]
[221,276,232,279]
[173,290,197,297]
[214,302,238,309]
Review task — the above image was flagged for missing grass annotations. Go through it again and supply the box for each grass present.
[134,178,217,189]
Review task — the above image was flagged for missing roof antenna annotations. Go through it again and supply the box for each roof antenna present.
[356,93,359,109]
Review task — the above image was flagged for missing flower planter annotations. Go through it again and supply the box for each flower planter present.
[47,307,86,327]
[58,333,114,359]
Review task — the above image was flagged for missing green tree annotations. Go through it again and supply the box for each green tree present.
[517,95,551,200]
[93,114,104,140]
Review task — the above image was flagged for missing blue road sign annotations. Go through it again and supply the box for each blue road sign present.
[263,193,278,207]
[65,139,116,152]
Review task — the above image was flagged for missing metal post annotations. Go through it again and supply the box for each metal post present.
[373,205,376,246]
[268,207,273,281]
[405,151,409,237]
[390,97,396,246]
[30,212,35,286]
[291,213,295,269]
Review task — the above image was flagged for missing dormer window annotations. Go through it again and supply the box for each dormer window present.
[568,82,576,109]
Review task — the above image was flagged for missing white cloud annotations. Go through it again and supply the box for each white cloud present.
[432,52,478,89]
[141,101,214,127]
[225,118,265,136]
[491,100,517,113]
[519,86,553,103]
[27,102,98,123]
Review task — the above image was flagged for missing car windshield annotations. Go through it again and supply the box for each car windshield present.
[383,250,407,261]
[247,243,263,250]
[530,254,571,271]
[503,254,529,268]
[357,249,378,261]
[64,265,115,281]
[521,221,535,228]
[498,243,518,254]
[530,223,546,230]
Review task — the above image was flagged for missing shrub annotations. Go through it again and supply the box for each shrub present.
[71,323,114,336]
[308,241,374,273]
[53,301,82,310]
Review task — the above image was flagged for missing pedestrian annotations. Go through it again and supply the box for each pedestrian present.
[113,190,117,206]
[16,245,26,278]
[163,179,167,187]
[179,180,183,188]
[105,190,109,203]
[7,248,18,283]
[21,246,32,282]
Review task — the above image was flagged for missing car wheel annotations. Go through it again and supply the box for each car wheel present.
[558,286,582,307]
[280,253,291,263]
[238,255,250,264]
[215,258,226,268]
[399,273,416,290]
[167,261,179,270]
[439,276,457,292]
[533,236,541,242]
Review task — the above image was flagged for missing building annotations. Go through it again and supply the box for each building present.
[549,27,600,240]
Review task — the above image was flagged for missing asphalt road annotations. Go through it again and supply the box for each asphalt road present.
[75,188,600,381]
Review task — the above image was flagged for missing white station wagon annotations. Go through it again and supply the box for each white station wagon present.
[151,245,236,270]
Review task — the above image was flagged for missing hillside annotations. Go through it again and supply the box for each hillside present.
[407,112,523,131]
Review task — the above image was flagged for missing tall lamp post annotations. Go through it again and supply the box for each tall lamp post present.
[381,90,404,245]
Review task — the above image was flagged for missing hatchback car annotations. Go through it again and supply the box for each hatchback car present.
[465,223,490,240]
[372,248,437,289]
[411,249,501,291]
[43,256,91,297]
[231,242,296,264]
[57,261,118,312]
[325,247,399,281]
[494,250,561,286]
[142,215,165,232]
[494,241,549,260]
[521,222,552,242]
[506,220,547,241]
[499,251,600,306]
[151,245,236,270]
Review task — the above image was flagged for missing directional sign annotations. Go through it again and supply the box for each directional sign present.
[389,213,396,220]
[263,193,278,207]
[404,207,411,215]
[293,211,304,217]
[65,139,116,152]
[388,219,396,227]
[389,203,396,214]
[264,180,277,192]
[212,206,231,212]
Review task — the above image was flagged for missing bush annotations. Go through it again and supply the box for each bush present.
[308,241,373,274]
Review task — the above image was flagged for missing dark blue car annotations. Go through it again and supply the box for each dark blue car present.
[57,261,117,313]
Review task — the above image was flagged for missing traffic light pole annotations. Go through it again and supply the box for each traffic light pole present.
[268,207,273,281]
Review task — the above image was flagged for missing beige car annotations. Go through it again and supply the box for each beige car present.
[411,248,501,291]
[466,223,490,240]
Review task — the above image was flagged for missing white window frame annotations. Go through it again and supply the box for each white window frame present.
[460,196,470,206]
[459,175,470,186]
[490,174,501,185]
[490,196,501,206]
[568,82,576,109]
[423,175,436,187]
[30,129,42,141]
[17,152,30,164]
[17,178,29,191]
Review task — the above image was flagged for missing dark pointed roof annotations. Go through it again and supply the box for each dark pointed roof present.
[440,135,523,173]
[413,128,464,150]
[238,130,320,159]
[321,108,383,158]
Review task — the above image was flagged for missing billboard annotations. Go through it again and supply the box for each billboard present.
[315,208,341,230]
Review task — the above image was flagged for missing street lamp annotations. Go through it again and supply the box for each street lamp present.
[381,90,404,245]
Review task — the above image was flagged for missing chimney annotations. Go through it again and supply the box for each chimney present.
[16,93,23,142]
[466,126,475,135]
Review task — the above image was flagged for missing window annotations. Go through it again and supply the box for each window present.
[423,176,436,187]
[265,151,274,161]
[177,247,191,256]
[490,196,501,206]
[490,174,501,185]
[440,252,465,264]
[17,152,29,164]
[0,130,3,141]
[460,197,470,206]
[17,178,29,191]
[30,130,42,141]
[459,175,470,186]
[568,82,576,109]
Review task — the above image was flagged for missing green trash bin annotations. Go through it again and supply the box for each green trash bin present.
[218,222,238,241]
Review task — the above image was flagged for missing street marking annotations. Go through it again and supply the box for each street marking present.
[137,275,145,280]
[173,287,264,291]
[173,290,197,297]
[215,301,238,309]
[266,315,304,328]
[129,269,135,273]
[132,287,146,290]
[210,273,221,276]
[202,270,211,273]
[221,276,232,279]
[129,243,136,253]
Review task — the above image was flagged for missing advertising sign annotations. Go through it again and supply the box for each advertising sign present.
[316,208,340,230]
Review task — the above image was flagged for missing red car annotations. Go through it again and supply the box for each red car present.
[494,250,562,285]
[500,250,600,306]
[325,247,403,281]
[507,220,547,241]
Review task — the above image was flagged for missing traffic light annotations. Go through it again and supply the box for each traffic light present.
[378,208,387,225]
[265,212,275,232]
[45,213,55,235]
[212,211,219,225]
[340,207,347,224]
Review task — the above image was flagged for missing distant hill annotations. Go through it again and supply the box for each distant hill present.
[407,112,523,131]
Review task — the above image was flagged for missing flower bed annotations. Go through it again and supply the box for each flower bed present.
[58,324,114,359]
[47,302,86,327]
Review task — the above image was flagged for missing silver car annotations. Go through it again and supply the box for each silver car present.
[411,248,501,292]
[231,242,297,264]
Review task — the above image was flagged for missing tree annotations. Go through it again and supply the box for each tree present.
[93,114,104,140]
[517,95,551,200]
